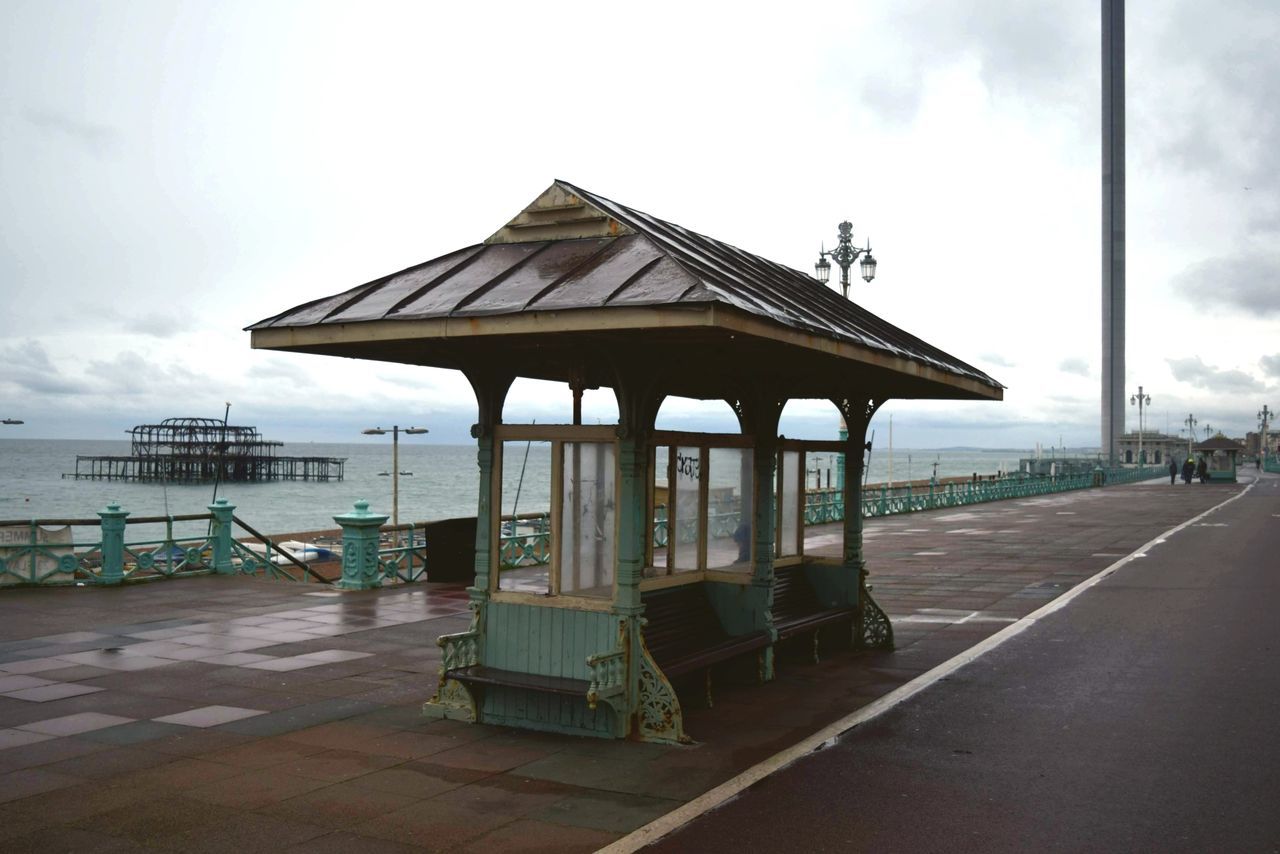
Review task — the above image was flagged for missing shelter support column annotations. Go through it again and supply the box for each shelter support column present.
[834,396,893,649]
[732,394,787,680]
[464,369,515,606]
[614,373,673,740]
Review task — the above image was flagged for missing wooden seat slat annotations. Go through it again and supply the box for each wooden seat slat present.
[446,665,588,697]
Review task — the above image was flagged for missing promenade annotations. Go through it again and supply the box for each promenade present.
[0,475,1246,852]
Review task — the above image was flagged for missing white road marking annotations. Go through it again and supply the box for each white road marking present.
[601,480,1257,854]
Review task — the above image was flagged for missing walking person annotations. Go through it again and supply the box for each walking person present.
[1169,459,1178,485]
[1182,457,1194,484]
[1197,456,1208,484]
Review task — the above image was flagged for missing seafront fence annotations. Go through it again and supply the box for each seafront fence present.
[502,465,1169,568]
[1,466,1168,587]
[0,498,326,587]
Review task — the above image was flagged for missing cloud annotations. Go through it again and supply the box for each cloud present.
[1166,355,1264,393]
[247,359,315,385]
[1172,252,1280,315]
[979,352,1016,368]
[1058,358,1090,377]
[0,340,92,395]
[83,350,207,397]
[1261,354,1280,379]
[21,108,118,154]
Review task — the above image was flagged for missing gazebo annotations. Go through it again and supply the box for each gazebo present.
[248,180,1003,743]
[1192,434,1241,482]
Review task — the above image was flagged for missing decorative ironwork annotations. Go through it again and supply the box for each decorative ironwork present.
[425,625,482,722]
[635,635,690,744]
[72,417,345,483]
[855,571,894,650]
[586,619,629,711]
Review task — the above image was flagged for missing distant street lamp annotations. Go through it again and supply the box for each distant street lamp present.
[1130,386,1150,465]
[1184,413,1197,458]
[814,221,877,299]
[362,426,428,530]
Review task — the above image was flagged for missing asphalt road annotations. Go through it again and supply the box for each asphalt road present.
[652,471,1280,853]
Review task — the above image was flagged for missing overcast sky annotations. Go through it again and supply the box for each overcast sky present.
[2,1,1277,449]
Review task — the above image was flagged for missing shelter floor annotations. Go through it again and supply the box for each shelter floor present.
[0,477,1237,852]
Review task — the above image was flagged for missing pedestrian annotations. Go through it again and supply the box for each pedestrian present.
[1182,457,1194,484]
[1197,456,1208,484]
[1169,459,1178,485]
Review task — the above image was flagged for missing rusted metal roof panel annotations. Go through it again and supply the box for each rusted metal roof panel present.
[527,235,669,310]
[453,237,613,316]
[324,246,483,324]
[389,242,544,318]
[607,255,710,306]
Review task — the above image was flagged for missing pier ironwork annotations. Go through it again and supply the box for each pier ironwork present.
[71,417,345,483]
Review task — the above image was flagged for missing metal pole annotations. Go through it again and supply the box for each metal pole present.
[1101,0,1126,466]
[392,426,400,530]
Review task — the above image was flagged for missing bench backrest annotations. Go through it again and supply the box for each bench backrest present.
[641,584,729,665]
[772,566,824,620]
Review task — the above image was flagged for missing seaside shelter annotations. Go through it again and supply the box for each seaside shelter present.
[1192,434,1241,483]
[248,181,1004,742]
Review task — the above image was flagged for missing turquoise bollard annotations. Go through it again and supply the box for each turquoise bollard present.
[334,500,389,590]
[97,503,129,585]
[208,498,236,574]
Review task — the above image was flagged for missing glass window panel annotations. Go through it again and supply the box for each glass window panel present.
[803,451,843,554]
[707,447,752,571]
[779,450,801,558]
[498,440,552,593]
[559,442,616,597]
[650,445,670,573]
[672,446,702,572]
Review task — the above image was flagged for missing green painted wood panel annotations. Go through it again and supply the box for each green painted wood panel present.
[482,602,614,678]
[478,602,621,737]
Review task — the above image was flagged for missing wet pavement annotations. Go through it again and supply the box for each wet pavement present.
[0,477,1239,852]
[654,470,1280,852]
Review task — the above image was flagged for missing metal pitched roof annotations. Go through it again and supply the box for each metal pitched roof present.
[248,181,1003,401]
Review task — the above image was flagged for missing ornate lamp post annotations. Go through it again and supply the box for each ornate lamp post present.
[814,221,877,299]
[1129,386,1150,465]
[362,425,428,530]
[1184,413,1197,458]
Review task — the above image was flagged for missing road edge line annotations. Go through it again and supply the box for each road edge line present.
[599,482,1255,853]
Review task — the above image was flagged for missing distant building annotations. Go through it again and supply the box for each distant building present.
[1116,431,1182,465]
[1244,431,1279,457]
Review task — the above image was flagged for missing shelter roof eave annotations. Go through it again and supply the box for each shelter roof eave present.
[250,303,1003,402]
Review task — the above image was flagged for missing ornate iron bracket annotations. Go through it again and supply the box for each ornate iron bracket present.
[855,569,894,650]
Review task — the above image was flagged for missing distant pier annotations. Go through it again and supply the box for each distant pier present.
[67,417,345,483]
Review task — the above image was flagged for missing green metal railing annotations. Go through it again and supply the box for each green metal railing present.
[0,499,326,587]
[3,466,1174,586]
[494,465,1170,572]
[375,524,429,584]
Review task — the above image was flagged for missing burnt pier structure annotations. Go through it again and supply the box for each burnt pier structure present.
[71,418,345,483]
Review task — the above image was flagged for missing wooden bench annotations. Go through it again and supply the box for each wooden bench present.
[641,584,771,705]
[771,565,855,661]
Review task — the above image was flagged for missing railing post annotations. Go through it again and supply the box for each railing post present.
[334,500,389,591]
[208,498,236,574]
[97,503,129,585]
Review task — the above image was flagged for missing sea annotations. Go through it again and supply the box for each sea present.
[0,438,1058,539]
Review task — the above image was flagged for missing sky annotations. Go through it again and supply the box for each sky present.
[2,0,1278,450]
